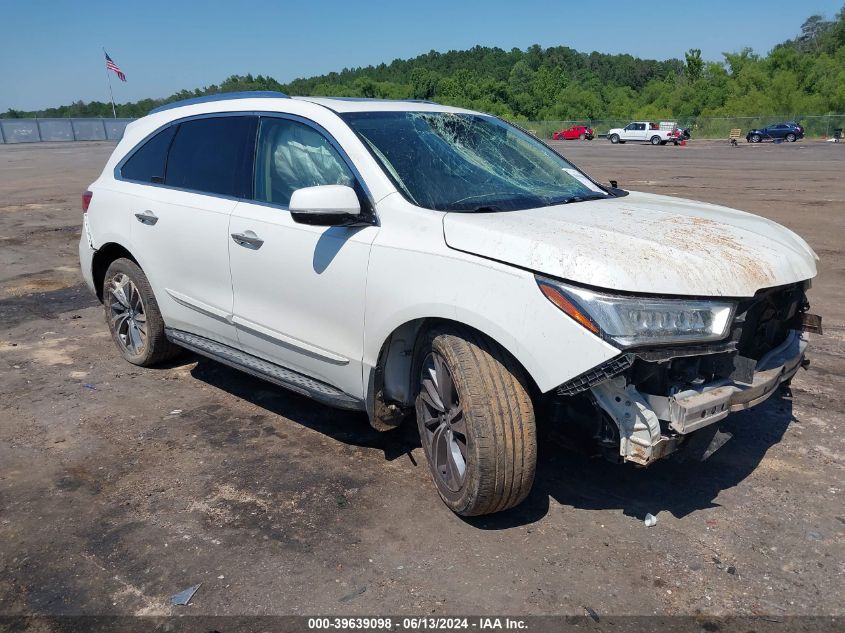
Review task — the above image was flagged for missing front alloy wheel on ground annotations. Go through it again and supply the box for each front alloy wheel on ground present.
[609,134,620,144]
[415,326,537,516]
[418,351,467,492]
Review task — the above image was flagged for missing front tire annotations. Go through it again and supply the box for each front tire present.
[103,258,180,366]
[609,134,620,144]
[786,133,796,142]
[750,134,761,143]
[415,326,536,516]
[579,133,585,140]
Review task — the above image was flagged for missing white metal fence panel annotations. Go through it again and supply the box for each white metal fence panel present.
[0,118,133,144]
[0,119,41,143]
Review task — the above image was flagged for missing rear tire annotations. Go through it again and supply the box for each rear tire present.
[103,258,180,367]
[651,135,662,145]
[414,326,536,516]
[609,134,620,144]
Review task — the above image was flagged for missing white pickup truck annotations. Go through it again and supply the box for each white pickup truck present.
[607,121,678,145]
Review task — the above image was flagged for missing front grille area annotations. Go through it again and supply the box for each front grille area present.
[733,282,807,359]
[554,282,809,399]
[625,282,808,395]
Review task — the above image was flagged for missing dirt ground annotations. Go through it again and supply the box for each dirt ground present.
[0,139,843,618]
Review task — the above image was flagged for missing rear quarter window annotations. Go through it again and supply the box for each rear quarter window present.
[164,116,257,198]
[120,125,176,184]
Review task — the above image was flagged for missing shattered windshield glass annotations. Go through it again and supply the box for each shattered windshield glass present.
[341,111,608,211]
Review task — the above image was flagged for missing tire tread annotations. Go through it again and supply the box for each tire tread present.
[418,325,536,516]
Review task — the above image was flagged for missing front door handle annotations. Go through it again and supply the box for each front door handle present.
[231,231,264,250]
[134,210,158,225]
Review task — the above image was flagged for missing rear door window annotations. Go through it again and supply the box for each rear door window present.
[165,116,257,198]
[121,125,176,184]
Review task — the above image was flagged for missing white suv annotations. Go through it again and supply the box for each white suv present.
[79,92,820,516]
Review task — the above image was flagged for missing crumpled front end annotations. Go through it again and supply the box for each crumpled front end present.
[548,282,821,465]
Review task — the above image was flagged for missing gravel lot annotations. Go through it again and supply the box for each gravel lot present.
[1,139,843,618]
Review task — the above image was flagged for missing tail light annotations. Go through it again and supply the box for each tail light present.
[82,190,93,213]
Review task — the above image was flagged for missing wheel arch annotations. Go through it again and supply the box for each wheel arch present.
[91,242,139,301]
[365,315,540,429]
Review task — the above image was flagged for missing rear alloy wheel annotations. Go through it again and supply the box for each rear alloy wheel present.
[104,258,180,366]
[786,133,796,142]
[750,134,761,143]
[650,135,662,145]
[609,134,620,144]
[415,326,536,516]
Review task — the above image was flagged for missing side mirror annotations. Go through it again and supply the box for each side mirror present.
[289,185,368,226]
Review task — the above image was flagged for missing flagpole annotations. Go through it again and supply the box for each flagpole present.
[102,47,117,118]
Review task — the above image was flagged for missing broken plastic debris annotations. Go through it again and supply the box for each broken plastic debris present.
[169,583,201,606]
[83,384,96,390]
[644,513,657,527]
[169,409,182,415]
[584,606,600,622]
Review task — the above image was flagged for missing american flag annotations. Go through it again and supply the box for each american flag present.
[104,51,126,82]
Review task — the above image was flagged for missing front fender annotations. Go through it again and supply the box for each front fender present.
[362,243,620,398]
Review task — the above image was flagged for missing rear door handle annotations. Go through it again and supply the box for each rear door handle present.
[134,210,158,225]
[231,231,264,249]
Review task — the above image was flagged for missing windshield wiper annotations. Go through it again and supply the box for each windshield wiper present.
[468,205,500,213]
[443,204,503,213]
[545,193,607,206]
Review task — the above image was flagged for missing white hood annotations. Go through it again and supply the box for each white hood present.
[443,191,818,297]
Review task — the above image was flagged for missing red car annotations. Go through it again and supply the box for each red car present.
[552,125,594,140]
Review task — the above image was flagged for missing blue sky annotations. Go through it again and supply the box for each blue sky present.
[1,0,842,111]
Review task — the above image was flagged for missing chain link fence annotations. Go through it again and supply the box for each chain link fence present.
[0,118,132,144]
[2,114,843,145]
[520,114,845,140]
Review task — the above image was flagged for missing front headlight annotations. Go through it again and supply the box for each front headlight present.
[536,276,735,348]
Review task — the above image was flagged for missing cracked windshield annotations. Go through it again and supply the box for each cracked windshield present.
[342,111,608,211]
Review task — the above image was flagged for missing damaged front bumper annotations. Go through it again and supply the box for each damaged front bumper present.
[589,330,808,465]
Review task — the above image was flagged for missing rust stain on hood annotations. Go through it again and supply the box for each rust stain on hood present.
[443,191,818,297]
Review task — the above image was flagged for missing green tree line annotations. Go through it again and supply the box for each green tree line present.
[5,6,845,122]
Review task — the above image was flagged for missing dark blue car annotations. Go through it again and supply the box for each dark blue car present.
[746,122,804,143]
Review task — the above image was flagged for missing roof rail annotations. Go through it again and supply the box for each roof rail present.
[149,91,290,115]
[298,96,438,104]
